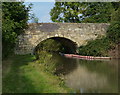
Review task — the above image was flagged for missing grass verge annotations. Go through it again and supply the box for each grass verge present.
[2,54,70,93]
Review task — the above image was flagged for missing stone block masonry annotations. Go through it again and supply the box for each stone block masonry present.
[15,23,110,54]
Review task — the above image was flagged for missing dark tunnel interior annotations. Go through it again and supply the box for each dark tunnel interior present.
[34,37,77,54]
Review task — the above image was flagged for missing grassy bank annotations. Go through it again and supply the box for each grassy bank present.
[2,54,70,93]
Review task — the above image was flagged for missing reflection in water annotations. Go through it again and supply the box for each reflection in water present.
[53,55,77,75]
[47,53,118,93]
[64,64,112,93]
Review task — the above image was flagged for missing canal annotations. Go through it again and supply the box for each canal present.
[49,53,118,93]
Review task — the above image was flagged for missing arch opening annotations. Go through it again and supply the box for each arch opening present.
[34,37,77,54]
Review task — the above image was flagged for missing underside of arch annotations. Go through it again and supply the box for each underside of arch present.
[34,36,78,54]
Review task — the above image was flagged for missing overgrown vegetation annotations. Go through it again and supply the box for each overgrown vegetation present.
[34,39,69,74]
[107,22,120,44]
[78,37,110,56]
[2,2,31,59]
[3,54,71,93]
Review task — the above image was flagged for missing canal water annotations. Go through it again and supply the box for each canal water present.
[51,53,118,93]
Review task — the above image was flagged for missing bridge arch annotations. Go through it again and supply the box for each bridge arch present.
[34,34,79,47]
[33,36,78,54]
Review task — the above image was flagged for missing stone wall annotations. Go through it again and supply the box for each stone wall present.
[15,23,110,54]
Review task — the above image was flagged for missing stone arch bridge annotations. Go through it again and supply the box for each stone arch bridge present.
[15,23,110,54]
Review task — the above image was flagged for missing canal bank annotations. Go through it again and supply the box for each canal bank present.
[2,54,71,93]
[2,52,118,93]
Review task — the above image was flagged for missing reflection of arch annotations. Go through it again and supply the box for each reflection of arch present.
[52,53,78,75]
[33,36,78,54]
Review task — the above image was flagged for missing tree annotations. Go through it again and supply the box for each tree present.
[32,17,39,23]
[31,13,39,23]
[107,2,120,44]
[50,2,114,23]
[111,2,120,22]
[2,2,31,58]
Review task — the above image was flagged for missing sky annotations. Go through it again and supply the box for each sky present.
[24,2,55,23]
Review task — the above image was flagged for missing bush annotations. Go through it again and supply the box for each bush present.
[107,21,120,44]
[78,37,110,57]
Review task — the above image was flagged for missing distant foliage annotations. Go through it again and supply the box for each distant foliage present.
[2,2,31,58]
[32,17,39,23]
[111,2,120,22]
[50,2,113,23]
[31,13,39,23]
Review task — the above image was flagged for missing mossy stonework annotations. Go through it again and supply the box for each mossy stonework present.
[15,23,110,54]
